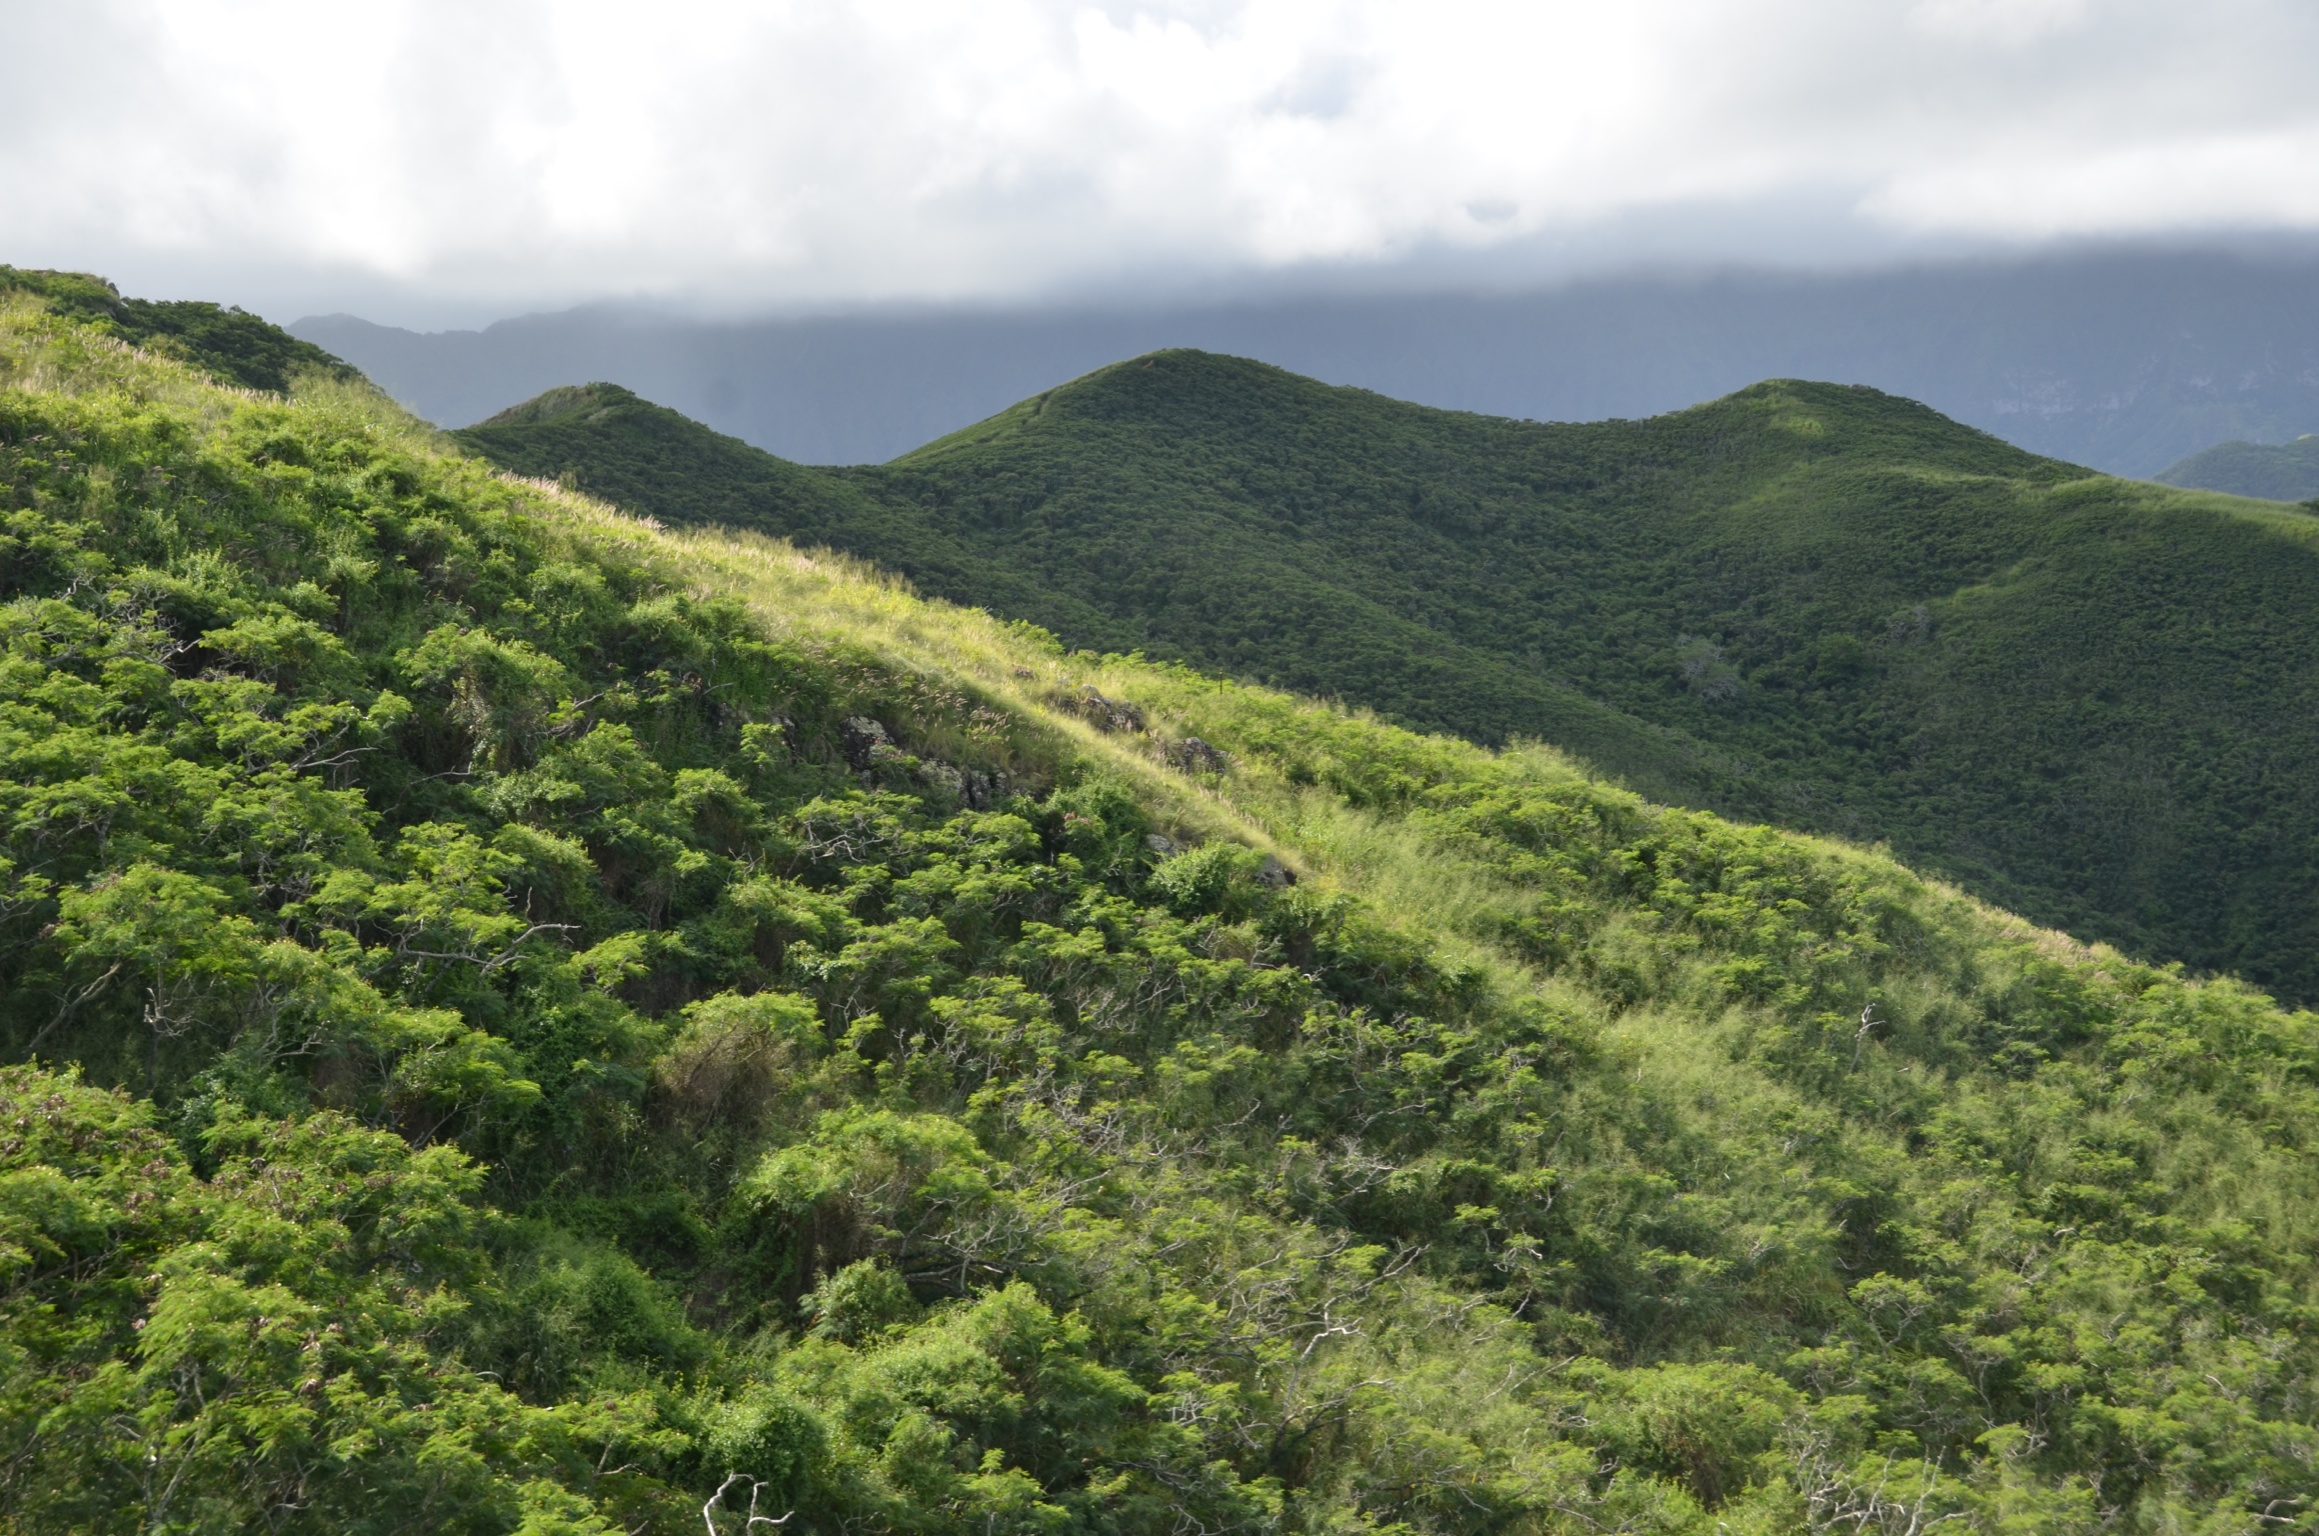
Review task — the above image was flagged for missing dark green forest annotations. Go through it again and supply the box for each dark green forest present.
[459,362,2319,1004]
[5,273,2319,1534]
[2156,434,2319,502]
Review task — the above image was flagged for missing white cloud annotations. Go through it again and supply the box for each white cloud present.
[1909,0,2092,47]
[1866,128,2319,238]
[1,0,2315,319]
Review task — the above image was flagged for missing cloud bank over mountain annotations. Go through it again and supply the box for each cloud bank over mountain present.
[7,0,2319,323]
[296,248,2319,476]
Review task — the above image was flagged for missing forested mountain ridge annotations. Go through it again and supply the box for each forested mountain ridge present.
[2156,433,2319,502]
[460,356,2319,1004]
[6,272,2319,1534]
[295,248,2319,472]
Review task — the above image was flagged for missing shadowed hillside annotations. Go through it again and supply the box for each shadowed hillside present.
[2156,433,2319,501]
[461,356,2319,1002]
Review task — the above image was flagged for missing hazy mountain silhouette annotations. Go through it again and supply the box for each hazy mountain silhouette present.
[295,246,2319,475]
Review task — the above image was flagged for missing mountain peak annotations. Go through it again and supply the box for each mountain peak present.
[472,381,643,429]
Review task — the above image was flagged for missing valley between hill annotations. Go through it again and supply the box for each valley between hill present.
[3,272,2317,1534]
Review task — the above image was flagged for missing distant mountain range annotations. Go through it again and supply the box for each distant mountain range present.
[298,246,2319,475]
[458,357,2319,1003]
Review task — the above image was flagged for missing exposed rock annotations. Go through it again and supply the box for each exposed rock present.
[897,754,1010,809]
[1145,833,1181,858]
[1255,855,1296,889]
[839,716,891,770]
[1167,736,1229,774]
[959,768,1010,810]
[1071,685,1146,733]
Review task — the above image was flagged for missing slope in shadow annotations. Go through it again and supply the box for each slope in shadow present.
[459,352,2319,1001]
[2156,434,2319,501]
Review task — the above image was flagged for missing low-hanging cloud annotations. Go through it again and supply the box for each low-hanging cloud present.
[4,0,2316,319]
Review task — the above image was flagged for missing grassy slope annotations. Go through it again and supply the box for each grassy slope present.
[0,264,359,393]
[458,360,2319,1003]
[7,278,2318,1532]
[2155,434,2319,502]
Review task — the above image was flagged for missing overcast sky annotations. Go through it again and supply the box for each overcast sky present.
[5,0,2318,327]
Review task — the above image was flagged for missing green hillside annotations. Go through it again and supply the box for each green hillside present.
[2155,434,2319,502]
[458,359,2319,1004]
[0,264,359,393]
[9,275,2319,1534]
